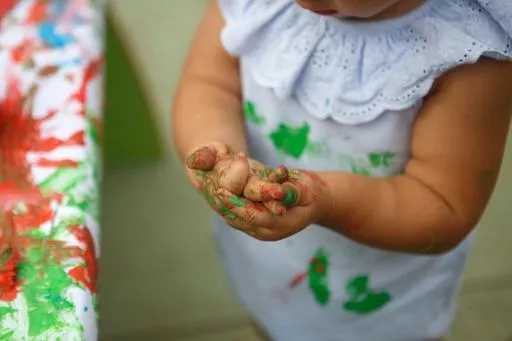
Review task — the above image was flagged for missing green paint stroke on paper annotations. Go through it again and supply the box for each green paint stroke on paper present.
[15,228,83,337]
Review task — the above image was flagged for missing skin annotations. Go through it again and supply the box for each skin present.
[172,0,512,254]
[185,142,289,215]
[295,0,426,20]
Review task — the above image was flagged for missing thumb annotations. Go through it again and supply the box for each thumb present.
[185,142,234,171]
[185,145,218,171]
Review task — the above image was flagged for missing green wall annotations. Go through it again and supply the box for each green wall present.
[104,19,162,166]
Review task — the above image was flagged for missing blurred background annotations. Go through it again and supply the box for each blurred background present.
[99,1,512,340]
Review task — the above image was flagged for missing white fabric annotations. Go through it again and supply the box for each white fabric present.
[213,0,510,340]
[219,0,512,124]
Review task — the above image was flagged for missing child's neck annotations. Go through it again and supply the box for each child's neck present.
[359,0,427,22]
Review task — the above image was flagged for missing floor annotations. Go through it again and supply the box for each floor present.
[99,1,512,340]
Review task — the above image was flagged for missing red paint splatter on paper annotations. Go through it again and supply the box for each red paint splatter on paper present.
[0,69,90,300]
[67,225,98,293]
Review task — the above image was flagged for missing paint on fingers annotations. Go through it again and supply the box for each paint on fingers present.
[264,200,287,216]
[244,178,285,202]
[268,165,289,183]
[281,185,299,208]
[185,146,217,170]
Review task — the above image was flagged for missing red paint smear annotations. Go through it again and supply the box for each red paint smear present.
[288,272,306,289]
[0,0,17,19]
[0,251,19,301]
[65,74,75,83]
[70,58,103,116]
[11,40,36,64]
[35,131,86,152]
[67,226,98,293]
[11,200,53,233]
[0,183,43,210]
[25,0,49,25]
[0,68,93,298]
[35,158,79,168]
[248,202,265,212]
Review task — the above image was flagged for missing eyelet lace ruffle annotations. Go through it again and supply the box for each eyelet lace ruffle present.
[219,0,512,124]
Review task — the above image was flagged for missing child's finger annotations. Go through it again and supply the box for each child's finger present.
[263,200,287,216]
[185,145,217,170]
[243,176,285,201]
[268,165,289,184]
[216,188,275,228]
[281,184,300,208]
[219,152,250,195]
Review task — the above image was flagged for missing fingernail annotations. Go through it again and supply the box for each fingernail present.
[237,151,247,158]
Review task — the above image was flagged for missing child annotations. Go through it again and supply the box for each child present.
[172,0,512,340]
[0,0,102,339]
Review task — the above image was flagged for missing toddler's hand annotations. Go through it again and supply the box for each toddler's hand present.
[216,169,329,241]
[185,142,289,215]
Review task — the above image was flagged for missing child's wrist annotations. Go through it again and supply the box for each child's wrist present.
[313,172,344,227]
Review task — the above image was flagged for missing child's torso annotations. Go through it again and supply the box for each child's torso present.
[212,61,473,341]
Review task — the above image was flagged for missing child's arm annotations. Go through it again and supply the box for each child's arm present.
[316,58,512,254]
[172,0,246,160]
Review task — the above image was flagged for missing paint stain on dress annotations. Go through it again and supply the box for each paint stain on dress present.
[269,122,311,159]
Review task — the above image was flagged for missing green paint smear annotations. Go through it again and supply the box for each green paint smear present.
[304,141,324,156]
[39,167,87,193]
[0,329,15,340]
[343,292,392,315]
[269,122,311,159]
[0,306,15,330]
[308,248,330,306]
[346,275,369,297]
[244,101,266,125]
[282,187,297,206]
[368,151,396,168]
[351,165,371,176]
[229,195,246,208]
[0,307,15,317]
[17,236,79,336]
[258,169,267,178]
[343,275,392,315]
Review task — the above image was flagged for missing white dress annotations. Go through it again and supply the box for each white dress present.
[213,0,512,340]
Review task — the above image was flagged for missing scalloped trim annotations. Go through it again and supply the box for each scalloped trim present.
[221,0,512,124]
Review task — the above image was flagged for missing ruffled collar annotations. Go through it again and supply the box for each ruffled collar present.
[221,0,512,124]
